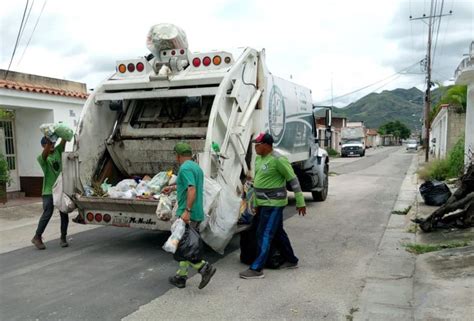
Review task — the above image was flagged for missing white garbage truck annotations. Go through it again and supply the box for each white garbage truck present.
[341,126,366,157]
[62,24,330,250]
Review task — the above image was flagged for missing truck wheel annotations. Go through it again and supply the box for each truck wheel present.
[312,165,328,202]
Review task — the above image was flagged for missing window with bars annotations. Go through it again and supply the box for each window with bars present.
[0,120,16,170]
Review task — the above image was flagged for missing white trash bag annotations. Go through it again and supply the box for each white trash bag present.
[201,183,241,254]
[162,218,186,254]
[200,177,222,231]
[52,173,76,213]
[156,194,173,221]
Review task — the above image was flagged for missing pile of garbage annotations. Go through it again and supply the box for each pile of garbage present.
[83,171,178,221]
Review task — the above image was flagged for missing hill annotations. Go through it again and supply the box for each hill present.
[328,87,444,130]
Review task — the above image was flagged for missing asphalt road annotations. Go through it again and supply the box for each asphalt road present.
[0,146,414,321]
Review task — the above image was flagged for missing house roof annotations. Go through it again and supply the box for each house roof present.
[0,79,88,99]
[366,129,378,136]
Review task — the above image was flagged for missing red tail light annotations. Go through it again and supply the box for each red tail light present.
[103,214,111,223]
[95,213,103,223]
[86,212,94,222]
[127,63,135,72]
[192,58,201,67]
[180,49,185,55]
[171,50,176,56]
[136,62,144,72]
[203,56,211,66]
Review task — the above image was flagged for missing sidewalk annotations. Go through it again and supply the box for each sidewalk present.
[355,151,474,321]
[0,197,97,254]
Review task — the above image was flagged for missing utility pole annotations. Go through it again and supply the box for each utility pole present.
[410,1,452,162]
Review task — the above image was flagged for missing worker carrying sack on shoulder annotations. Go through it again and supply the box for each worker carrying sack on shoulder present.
[419,180,452,206]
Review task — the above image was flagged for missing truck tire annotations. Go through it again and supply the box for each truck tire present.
[361,150,365,157]
[312,165,328,202]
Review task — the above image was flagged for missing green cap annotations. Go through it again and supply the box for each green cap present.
[173,142,193,156]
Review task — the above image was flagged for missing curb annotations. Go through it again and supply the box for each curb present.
[354,154,419,321]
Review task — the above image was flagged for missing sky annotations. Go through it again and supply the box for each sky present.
[1,0,473,107]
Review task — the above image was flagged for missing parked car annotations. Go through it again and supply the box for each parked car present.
[406,139,418,151]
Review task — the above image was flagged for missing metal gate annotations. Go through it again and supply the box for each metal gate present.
[0,119,19,191]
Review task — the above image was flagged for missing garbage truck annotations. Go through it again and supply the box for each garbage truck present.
[62,24,331,251]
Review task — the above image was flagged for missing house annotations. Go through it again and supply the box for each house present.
[346,121,364,127]
[316,116,347,152]
[454,41,474,168]
[0,70,87,197]
[381,134,397,146]
[365,129,380,148]
[430,104,465,159]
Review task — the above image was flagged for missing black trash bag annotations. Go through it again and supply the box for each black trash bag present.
[419,180,452,206]
[174,225,203,263]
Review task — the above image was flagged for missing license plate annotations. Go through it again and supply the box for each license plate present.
[350,152,354,155]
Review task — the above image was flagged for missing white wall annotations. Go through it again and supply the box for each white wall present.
[465,85,474,168]
[430,107,448,159]
[14,108,54,176]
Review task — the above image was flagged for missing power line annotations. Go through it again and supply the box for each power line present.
[18,0,35,41]
[432,0,445,68]
[17,0,47,66]
[4,0,30,80]
[316,59,424,104]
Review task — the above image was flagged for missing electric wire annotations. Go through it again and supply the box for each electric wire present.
[4,0,30,79]
[17,0,47,66]
[18,0,35,41]
[432,0,445,68]
[316,60,424,104]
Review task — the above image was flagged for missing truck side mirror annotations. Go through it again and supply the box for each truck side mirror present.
[325,129,332,139]
[325,108,332,128]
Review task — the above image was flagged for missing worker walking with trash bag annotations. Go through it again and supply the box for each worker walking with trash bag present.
[239,133,306,279]
[162,142,216,289]
[32,123,73,250]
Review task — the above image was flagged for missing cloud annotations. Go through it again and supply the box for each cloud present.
[1,0,472,107]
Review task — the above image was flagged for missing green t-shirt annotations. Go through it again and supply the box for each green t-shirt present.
[37,145,64,196]
[254,152,305,208]
[176,160,204,222]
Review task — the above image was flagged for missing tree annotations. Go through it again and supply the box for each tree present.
[430,85,467,122]
[378,120,411,139]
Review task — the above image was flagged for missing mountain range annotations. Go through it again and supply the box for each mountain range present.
[327,87,444,131]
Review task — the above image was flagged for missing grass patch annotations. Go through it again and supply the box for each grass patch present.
[406,224,418,234]
[391,205,412,215]
[418,137,465,181]
[327,148,339,157]
[404,240,470,254]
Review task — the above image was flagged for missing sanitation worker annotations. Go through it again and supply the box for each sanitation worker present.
[239,133,306,279]
[31,136,69,249]
[162,142,217,289]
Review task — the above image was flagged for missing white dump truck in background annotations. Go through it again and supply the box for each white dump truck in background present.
[341,126,366,157]
[62,24,331,251]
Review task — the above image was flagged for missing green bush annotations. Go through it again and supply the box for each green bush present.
[447,137,465,178]
[0,153,11,184]
[417,137,465,181]
[327,148,339,157]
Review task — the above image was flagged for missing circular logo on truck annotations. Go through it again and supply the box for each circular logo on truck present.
[268,86,286,145]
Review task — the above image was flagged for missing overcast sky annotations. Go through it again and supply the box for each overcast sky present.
[1,0,472,106]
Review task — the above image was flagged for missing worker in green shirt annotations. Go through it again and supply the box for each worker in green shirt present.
[162,142,216,289]
[31,136,69,250]
[240,133,306,279]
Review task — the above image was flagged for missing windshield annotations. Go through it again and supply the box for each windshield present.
[343,140,362,145]
[407,140,417,144]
